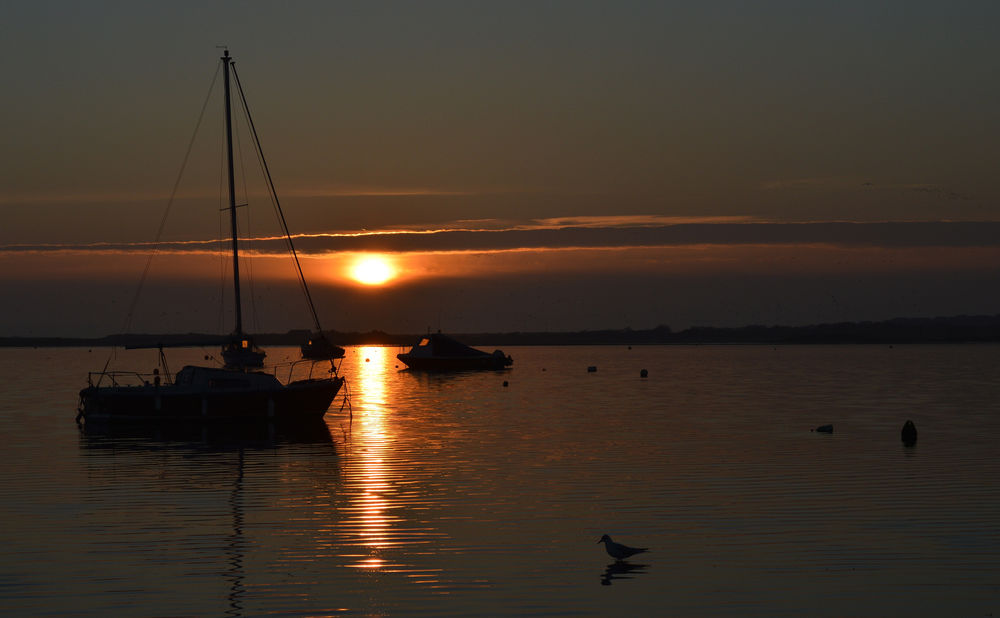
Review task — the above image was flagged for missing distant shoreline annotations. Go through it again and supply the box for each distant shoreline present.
[3,314,1000,348]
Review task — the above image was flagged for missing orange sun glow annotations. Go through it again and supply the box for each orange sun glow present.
[350,255,396,285]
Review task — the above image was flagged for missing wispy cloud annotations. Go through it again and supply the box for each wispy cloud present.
[3,217,1000,257]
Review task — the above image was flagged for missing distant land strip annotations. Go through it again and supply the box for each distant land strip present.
[3,315,1000,348]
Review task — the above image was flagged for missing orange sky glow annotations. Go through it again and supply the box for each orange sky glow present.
[5,243,1000,286]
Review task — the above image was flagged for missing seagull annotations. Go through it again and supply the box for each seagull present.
[598,534,649,560]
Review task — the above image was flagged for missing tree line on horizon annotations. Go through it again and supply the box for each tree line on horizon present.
[3,314,1000,348]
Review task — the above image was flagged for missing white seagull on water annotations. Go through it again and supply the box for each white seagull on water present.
[598,534,649,560]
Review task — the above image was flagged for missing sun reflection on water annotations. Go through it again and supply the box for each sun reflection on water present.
[339,346,407,570]
[329,346,487,594]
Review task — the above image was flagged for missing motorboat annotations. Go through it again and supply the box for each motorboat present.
[396,333,513,371]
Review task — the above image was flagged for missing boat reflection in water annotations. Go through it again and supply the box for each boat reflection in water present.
[77,413,339,616]
[79,415,336,448]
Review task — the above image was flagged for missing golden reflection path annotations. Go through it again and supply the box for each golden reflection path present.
[337,346,447,587]
[340,346,393,569]
[327,345,496,596]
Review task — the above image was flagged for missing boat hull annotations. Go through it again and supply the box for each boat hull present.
[300,341,346,360]
[79,377,343,421]
[396,354,511,371]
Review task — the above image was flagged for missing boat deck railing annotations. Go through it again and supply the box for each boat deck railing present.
[87,370,171,389]
[87,359,337,389]
[278,359,338,383]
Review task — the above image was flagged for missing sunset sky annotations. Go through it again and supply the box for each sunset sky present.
[2,1,999,337]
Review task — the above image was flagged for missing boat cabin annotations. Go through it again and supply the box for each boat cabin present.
[175,365,282,390]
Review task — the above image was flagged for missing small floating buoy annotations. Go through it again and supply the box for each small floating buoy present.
[587,366,597,372]
[813,424,834,434]
[365,358,370,362]
[901,420,917,446]
[640,369,648,378]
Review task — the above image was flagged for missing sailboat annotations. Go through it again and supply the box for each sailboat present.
[78,50,344,422]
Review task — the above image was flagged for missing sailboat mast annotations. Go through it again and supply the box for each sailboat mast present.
[222,49,244,336]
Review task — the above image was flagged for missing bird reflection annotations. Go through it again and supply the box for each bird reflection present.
[600,560,650,586]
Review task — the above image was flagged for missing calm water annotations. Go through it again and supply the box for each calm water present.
[1,344,998,616]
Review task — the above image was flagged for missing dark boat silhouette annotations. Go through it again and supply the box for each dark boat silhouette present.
[300,332,346,360]
[396,332,513,371]
[78,49,343,422]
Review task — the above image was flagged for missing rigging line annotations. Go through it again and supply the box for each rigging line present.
[252,136,303,327]
[119,61,222,340]
[235,71,315,332]
[230,64,324,334]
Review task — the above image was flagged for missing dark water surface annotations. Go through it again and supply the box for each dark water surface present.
[1,345,998,616]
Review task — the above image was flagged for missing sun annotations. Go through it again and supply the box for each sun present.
[350,255,395,285]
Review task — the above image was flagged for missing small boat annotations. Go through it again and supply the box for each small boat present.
[300,332,346,360]
[396,333,513,371]
[78,49,343,422]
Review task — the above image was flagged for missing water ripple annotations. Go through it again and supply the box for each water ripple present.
[1,345,1000,614]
